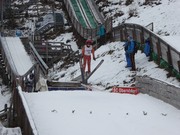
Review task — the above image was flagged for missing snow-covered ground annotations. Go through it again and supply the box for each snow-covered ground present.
[24,90,180,135]
[49,41,180,88]
[104,0,180,36]
[0,124,22,135]
[1,0,180,135]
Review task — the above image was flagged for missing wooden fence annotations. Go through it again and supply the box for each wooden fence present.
[136,76,180,109]
[112,23,180,77]
[13,85,39,135]
[112,23,180,111]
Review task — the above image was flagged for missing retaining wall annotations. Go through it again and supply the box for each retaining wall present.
[136,76,180,109]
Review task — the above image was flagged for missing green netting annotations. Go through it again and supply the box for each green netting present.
[137,44,180,80]
[159,58,180,79]
[70,0,87,28]
[172,69,180,79]
[176,73,180,79]
[80,0,97,28]
[70,0,98,28]
[152,52,158,62]
[160,59,169,70]
[172,69,176,75]
[138,43,144,51]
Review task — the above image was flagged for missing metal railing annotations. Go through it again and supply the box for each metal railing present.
[29,42,49,77]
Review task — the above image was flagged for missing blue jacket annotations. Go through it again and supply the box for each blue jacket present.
[144,40,150,56]
[15,30,22,37]
[126,39,135,54]
[98,25,105,36]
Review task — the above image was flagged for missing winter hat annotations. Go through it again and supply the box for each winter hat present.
[86,39,93,44]
[127,35,132,40]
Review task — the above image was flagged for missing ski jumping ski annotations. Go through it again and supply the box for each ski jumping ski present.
[80,59,104,84]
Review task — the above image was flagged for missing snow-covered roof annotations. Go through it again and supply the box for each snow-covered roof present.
[0,37,33,76]
[23,90,180,135]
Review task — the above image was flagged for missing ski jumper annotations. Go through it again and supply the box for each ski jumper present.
[82,44,95,73]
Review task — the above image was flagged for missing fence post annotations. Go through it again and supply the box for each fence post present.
[156,38,162,65]
[178,60,180,72]
[140,27,144,44]
[124,24,128,39]
[133,24,137,41]
[80,26,86,39]
[12,87,16,127]
[112,28,115,41]
[23,113,28,135]
[13,87,21,127]
[4,104,8,122]
[148,32,153,61]
[46,42,48,63]
[120,27,123,41]
[167,45,173,76]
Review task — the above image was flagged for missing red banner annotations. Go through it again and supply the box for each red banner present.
[111,87,139,95]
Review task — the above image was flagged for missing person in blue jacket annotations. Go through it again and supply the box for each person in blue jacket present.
[97,23,106,45]
[144,38,151,57]
[15,29,22,37]
[124,35,136,71]
[98,24,106,37]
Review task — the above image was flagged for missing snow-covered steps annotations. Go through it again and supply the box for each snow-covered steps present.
[47,81,86,91]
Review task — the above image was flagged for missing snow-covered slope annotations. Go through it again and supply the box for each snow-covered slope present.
[100,0,180,36]
[23,90,180,135]
[49,41,180,89]
[49,0,180,88]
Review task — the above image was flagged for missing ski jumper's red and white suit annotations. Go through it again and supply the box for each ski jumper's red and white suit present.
[82,42,95,73]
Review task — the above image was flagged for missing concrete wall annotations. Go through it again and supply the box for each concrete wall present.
[136,76,180,110]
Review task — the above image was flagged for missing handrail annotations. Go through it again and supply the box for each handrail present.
[29,42,49,77]
[16,85,39,135]
[35,22,54,34]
